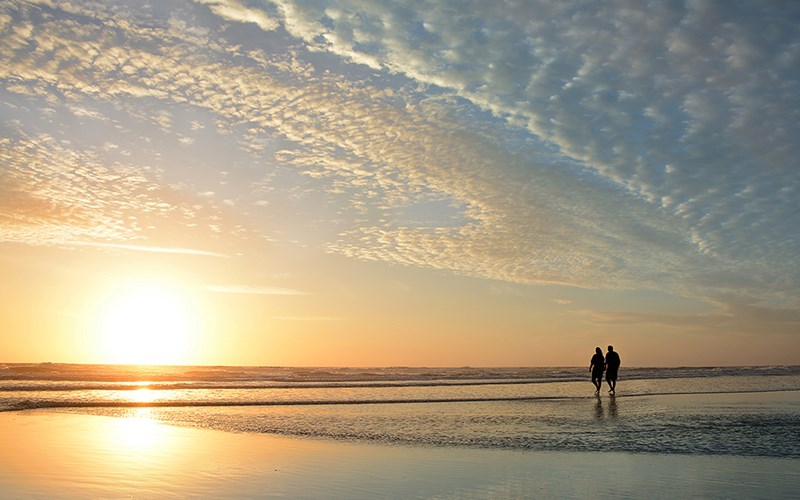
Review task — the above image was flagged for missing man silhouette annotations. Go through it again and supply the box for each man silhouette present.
[605,345,621,394]
[589,347,604,395]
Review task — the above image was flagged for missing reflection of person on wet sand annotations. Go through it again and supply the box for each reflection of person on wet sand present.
[594,396,618,421]
[605,345,621,395]
[594,396,605,420]
[589,347,604,395]
[608,396,618,419]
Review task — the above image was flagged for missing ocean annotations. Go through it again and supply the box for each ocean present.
[2,364,799,458]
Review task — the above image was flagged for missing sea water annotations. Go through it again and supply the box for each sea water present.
[2,364,799,458]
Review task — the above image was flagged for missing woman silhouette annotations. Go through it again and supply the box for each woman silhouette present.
[589,347,605,395]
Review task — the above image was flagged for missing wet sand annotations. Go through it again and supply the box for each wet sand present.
[0,410,798,499]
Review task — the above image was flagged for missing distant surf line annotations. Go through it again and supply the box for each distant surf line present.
[0,379,579,392]
[4,388,799,412]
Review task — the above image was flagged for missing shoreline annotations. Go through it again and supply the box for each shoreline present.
[2,410,799,499]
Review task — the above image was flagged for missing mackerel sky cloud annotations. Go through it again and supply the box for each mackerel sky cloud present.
[1,0,799,365]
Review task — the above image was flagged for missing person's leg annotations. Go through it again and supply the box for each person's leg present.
[608,376,616,393]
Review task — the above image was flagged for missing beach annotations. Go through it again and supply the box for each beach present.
[2,403,799,499]
[3,2,799,495]
[2,365,799,498]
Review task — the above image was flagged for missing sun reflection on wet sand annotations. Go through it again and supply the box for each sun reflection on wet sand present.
[0,411,222,498]
[1,410,372,498]
[2,410,799,498]
[102,408,168,450]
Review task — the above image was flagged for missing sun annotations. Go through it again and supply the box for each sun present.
[96,282,195,365]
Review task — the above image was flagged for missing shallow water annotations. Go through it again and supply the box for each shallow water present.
[2,364,799,409]
[2,411,799,499]
[2,364,799,457]
[70,390,800,458]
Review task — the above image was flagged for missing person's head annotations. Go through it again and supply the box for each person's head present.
[607,345,614,352]
[595,347,602,354]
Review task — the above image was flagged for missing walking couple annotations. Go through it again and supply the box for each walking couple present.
[590,345,620,395]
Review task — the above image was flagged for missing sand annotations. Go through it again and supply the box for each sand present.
[0,410,798,499]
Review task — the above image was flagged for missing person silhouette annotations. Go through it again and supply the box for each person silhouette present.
[605,345,621,394]
[589,347,604,395]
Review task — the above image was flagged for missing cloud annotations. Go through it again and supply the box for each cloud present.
[205,284,308,295]
[194,0,279,31]
[271,315,343,321]
[0,133,173,245]
[580,298,800,337]
[67,241,228,258]
[265,0,800,300]
[1,0,798,311]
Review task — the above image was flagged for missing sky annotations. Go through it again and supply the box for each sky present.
[1,0,799,367]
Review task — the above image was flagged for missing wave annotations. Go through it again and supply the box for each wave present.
[4,388,798,413]
[0,378,586,392]
[3,364,799,415]
[0,395,562,412]
[0,364,579,383]
[2,363,799,383]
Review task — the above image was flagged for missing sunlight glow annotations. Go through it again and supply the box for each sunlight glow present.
[131,387,157,403]
[97,283,194,365]
[103,410,171,451]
